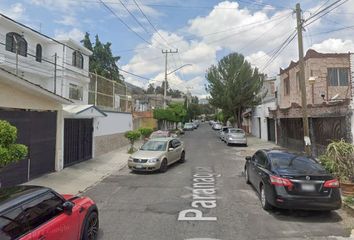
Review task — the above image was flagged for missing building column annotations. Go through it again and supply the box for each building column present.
[55,108,64,171]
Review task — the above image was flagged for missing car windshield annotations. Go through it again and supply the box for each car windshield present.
[230,129,244,134]
[269,152,324,172]
[185,123,193,127]
[140,141,167,151]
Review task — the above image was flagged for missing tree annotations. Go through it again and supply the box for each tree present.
[153,103,186,128]
[81,33,122,82]
[206,53,264,127]
[0,120,28,169]
[124,130,141,153]
[146,84,155,94]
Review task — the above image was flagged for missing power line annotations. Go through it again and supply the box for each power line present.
[304,0,349,27]
[117,0,151,36]
[98,0,152,45]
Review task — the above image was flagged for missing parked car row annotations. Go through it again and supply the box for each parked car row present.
[220,127,247,146]
[183,120,200,131]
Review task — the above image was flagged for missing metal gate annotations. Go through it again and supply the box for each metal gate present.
[64,119,93,167]
[267,118,276,142]
[0,110,57,187]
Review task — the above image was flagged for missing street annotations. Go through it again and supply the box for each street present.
[85,124,352,240]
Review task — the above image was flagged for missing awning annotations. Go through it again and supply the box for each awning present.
[63,105,107,118]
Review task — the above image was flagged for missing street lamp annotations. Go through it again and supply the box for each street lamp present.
[163,64,193,109]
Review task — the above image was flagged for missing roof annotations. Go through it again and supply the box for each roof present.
[0,13,92,57]
[280,49,350,74]
[0,67,72,104]
[63,105,107,118]
[61,39,93,56]
[149,137,175,141]
[0,186,50,213]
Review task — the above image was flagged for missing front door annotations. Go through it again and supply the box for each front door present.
[64,119,93,167]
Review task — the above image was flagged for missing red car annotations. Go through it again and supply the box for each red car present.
[0,185,98,240]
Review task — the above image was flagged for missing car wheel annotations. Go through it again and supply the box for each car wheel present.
[260,185,272,211]
[82,211,99,240]
[160,159,168,173]
[226,141,231,146]
[179,151,185,163]
[245,167,250,184]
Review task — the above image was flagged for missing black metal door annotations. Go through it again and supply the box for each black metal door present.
[64,119,93,167]
[0,110,56,187]
[267,118,276,142]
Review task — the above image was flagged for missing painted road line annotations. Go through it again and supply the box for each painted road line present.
[178,166,220,221]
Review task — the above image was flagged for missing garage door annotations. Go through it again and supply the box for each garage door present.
[64,119,93,167]
[0,110,57,187]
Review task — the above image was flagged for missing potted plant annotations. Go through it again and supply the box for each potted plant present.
[0,120,28,187]
[124,130,141,154]
[319,139,354,196]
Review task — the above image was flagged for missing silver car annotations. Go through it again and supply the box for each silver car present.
[219,126,230,141]
[225,128,247,146]
[128,138,185,172]
[212,122,222,130]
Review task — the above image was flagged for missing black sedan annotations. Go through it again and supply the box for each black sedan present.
[244,149,341,211]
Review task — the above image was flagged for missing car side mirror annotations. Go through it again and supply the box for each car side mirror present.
[62,201,74,215]
[245,156,252,161]
[168,147,174,151]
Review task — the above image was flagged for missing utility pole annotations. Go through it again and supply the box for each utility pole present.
[162,49,178,109]
[296,3,311,156]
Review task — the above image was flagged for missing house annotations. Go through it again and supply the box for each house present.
[250,77,277,142]
[270,49,352,156]
[0,14,133,186]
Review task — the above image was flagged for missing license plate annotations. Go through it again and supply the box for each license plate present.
[135,164,143,169]
[301,184,315,191]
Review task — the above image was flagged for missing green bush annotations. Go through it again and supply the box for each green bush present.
[138,128,153,139]
[0,120,28,168]
[319,139,354,183]
[344,196,354,205]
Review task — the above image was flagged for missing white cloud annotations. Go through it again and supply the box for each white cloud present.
[311,39,354,53]
[0,3,25,20]
[54,28,85,42]
[55,15,78,27]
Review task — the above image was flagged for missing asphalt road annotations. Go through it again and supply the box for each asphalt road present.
[85,124,352,240]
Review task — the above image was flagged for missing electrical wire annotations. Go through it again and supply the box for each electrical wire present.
[98,0,152,45]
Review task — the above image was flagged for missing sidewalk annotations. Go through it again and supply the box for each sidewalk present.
[236,136,279,158]
[25,141,142,195]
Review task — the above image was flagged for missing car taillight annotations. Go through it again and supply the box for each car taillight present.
[270,175,293,190]
[323,179,340,188]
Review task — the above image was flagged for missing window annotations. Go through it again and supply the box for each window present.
[328,68,349,86]
[35,44,42,62]
[172,139,181,148]
[69,83,83,101]
[284,77,290,95]
[255,151,268,167]
[5,32,27,57]
[0,206,30,239]
[72,51,83,69]
[22,192,64,232]
[269,152,324,172]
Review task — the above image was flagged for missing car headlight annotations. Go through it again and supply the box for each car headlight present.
[148,158,159,163]
[128,157,133,162]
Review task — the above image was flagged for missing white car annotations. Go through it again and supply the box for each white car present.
[225,128,247,146]
[212,122,222,130]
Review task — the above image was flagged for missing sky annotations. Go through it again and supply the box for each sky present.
[1,0,354,98]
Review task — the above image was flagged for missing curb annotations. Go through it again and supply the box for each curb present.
[343,201,354,217]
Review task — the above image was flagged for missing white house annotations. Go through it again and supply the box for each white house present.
[251,77,277,142]
[0,13,132,186]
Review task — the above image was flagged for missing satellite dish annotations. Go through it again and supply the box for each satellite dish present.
[331,94,339,100]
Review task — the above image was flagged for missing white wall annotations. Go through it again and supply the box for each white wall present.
[251,101,276,141]
[94,111,133,137]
